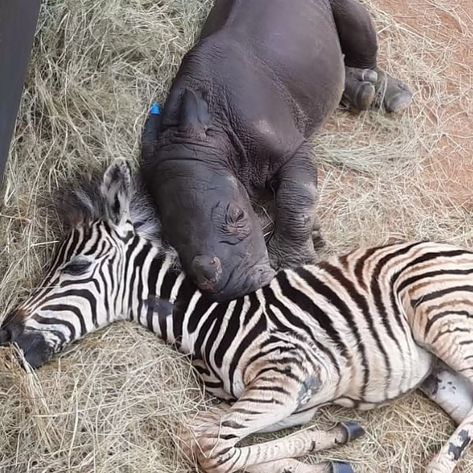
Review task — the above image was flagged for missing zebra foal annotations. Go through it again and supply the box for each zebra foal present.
[2,160,473,473]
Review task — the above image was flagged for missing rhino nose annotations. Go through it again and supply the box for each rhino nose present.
[191,255,222,292]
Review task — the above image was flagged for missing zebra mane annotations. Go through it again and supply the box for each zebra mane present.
[55,166,179,263]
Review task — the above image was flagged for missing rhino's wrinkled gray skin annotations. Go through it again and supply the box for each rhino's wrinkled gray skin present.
[142,0,412,302]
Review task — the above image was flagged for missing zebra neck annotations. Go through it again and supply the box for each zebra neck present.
[131,247,215,355]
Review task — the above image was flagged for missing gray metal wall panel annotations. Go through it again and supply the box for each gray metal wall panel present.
[0,0,41,185]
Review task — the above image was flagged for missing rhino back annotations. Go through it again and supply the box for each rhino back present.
[160,0,344,187]
[203,0,344,130]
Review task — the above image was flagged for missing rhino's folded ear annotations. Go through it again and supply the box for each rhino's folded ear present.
[178,89,210,138]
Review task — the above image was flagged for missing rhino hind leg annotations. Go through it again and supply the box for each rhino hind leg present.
[343,67,413,114]
[330,0,412,113]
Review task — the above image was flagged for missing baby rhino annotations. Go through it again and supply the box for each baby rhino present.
[142,0,412,301]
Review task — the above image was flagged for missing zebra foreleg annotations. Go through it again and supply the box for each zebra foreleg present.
[181,384,299,473]
[234,420,362,467]
[180,370,362,473]
[244,458,355,473]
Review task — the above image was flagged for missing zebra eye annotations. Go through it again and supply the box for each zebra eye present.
[61,257,92,276]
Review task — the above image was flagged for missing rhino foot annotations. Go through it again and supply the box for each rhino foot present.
[268,237,317,270]
[342,66,378,112]
[373,69,413,113]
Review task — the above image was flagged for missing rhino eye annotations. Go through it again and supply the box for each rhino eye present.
[61,258,92,276]
[226,204,246,225]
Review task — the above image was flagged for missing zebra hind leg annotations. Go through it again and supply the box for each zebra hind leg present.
[413,313,473,472]
[420,360,473,425]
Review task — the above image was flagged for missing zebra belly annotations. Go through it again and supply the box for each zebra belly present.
[335,344,434,409]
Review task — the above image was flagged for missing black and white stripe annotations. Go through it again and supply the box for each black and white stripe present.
[6,162,473,473]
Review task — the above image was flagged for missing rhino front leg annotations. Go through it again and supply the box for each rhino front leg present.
[267,142,321,270]
[330,0,413,113]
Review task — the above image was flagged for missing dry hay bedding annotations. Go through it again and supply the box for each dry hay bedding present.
[1,0,473,472]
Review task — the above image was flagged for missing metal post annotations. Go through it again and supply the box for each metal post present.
[0,0,41,185]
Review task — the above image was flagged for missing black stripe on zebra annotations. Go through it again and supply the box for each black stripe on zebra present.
[397,268,473,294]
[354,244,391,290]
[40,304,86,337]
[244,293,259,326]
[412,285,473,308]
[319,261,393,389]
[397,249,473,279]
[369,243,425,348]
[188,295,214,333]
[204,301,230,369]
[192,305,221,363]
[134,246,150,321]
[98,259,111,323]
[277,271,349,357]
[261,283,342,378]
[295,266,370,395]
[228,314,267,399]
[32,314,73,343]
[424,310,472,338]
[60,275,101,293]
[173,277,200,345]
[159,265,179,300]
[214,297,244,368]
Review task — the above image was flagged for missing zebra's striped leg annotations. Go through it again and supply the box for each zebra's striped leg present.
[414,323,473,472]
[244,458,354,473]
[420,362,473,425]
[257,406,318,433]
[182,394,299,472]
[184,409,359,473]
[182,378,362,473]
[182,360,314,472]
[233,421,362,469]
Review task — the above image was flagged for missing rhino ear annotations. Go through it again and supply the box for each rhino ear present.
[100,160,132,226]
[178,89,210,137]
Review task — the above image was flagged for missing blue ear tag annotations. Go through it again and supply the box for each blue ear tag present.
[150,102,161,116]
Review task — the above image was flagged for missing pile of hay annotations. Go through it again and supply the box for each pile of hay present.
[0,0,472,471]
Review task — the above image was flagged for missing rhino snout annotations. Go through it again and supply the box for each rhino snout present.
[191,255,223,293]
[213,264,276,302]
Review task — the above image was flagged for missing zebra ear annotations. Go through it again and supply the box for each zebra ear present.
[101,160,133,226]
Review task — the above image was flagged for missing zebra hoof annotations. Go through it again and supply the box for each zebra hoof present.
[339,421,365,442]
[331,461,355,473]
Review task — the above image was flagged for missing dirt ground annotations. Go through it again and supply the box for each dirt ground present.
[379,0,473,206]
[0,0,473,472]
